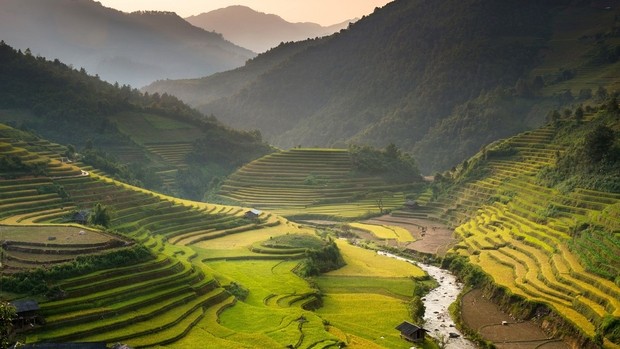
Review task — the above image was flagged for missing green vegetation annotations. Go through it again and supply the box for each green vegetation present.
[0,42,272,199]
[0,246,152,295]
[0,302,16,349]
[296,239,345,277]
[217,148,422,219]
[88,203,112,227]
[417,103,620,347]
[146,0,620,176]
[349,144,421,183]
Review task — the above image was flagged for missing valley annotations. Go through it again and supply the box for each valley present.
[1,1,619,349]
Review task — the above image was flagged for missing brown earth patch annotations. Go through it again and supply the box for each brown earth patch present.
[462,289,570,349]
[363,215,456,255]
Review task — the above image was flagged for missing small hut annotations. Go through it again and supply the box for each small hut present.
[10,299,42,328]
[71,210,89,225]
[395,321,427,342]
[244,209,262,220]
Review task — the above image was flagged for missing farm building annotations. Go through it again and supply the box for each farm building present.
[244,209,262,220]
[71,210,89,224]
[10,299,42,328]
[395,321,427,342]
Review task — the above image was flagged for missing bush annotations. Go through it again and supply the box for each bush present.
[349,144,421,183]
[296,240,346,277]
[0,246,152,296]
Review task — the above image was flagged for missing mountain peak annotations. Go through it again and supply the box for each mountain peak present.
[186,6,353,53]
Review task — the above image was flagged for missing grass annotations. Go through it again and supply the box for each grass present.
[348,222,415,242]
[0,225,111,244]
[203,260,312,307]
[109,112,204,145]
[217,148,413,219]
[315,276,416,299]
[315,293,414,349]
[326,240,425,278]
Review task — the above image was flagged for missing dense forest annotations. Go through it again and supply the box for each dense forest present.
[0,41,272,199]
[147,0,620,174]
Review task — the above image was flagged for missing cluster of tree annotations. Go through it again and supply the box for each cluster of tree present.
[224,282,249,301]
[179,129,273,200]
[0,246,151,297]
[538,104,619,193]
[0,302,16,349]
[349,143,421,183]
[296,239,345,277]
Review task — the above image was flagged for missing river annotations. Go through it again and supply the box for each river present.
[378,251,477,349]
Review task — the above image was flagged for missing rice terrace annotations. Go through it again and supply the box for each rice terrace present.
[1,1,620,349]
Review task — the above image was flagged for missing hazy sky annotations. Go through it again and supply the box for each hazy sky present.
[96,0,393,26]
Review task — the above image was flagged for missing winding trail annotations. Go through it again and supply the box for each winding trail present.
[378,251,476,349]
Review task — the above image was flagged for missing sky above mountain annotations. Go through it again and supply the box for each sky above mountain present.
[96,0,392,26]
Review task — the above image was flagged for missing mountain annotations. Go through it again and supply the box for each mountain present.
[0,41,272,200]
[185,5,355,53]
[146,0,620,174]
[0,0,254,87]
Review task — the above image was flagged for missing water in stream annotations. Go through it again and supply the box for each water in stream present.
[378,251,476,349]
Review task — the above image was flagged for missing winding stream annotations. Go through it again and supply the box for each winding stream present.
[378,251,476,349]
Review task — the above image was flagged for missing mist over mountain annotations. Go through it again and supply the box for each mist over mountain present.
[0,0,254,87]
[185,5,355,53]
[147,0,620,173]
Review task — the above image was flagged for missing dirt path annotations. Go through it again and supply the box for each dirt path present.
[462,289,570,349]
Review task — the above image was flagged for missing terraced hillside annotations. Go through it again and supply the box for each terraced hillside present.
[0,124,272,347]
[405,113,620,348]
[218,148,416,217]
[1,124,431,349]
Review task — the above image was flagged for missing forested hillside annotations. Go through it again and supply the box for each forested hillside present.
[0,0,254,87]
[0,42,272,200]
[146,0,620,173]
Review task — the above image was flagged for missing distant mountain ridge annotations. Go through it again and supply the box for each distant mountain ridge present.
[0,0,254,87]
[185,5,355,53]
[147,0,620,173]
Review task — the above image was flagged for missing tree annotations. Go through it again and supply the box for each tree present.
[584,125,615,164]
[407,296,425,324]
[0,301,16,349]
[596,86,608,102]
[88,203,112,227]
[64,144,76,159]
[575,106,584,123]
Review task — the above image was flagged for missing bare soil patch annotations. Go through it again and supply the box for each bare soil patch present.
[462,289,569,349]
[364,215,455,255]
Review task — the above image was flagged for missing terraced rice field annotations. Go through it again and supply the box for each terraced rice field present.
[1,125,429,348]
[412,125,620,348]
[217,148,413,217]
[0,225,129,273]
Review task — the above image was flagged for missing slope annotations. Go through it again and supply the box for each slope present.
[0,41,273,200]
[403,104,620,348]
[0,124,432,349]
[0,0,254,87]
[186,5,354,53]
[216,146,424,218]
[148,0,620,174]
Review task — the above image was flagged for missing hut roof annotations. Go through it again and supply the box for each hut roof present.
[395,321,425,336]
[10,299,39,313]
